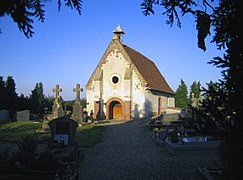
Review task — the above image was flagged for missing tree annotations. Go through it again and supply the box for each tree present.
[0,76,7,110]
[29,82,45,115]
[175,79,189,108]
[141,0,243,177]
[63,98,86,112]
[17,94,29,111]
[43,95,55,113]
[190,81,201,99]
[5,76,18,121]
[0,0,83,38]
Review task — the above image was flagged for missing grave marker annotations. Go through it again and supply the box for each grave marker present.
[52,84,64,119]
[48,116,79,145]
[0,109,9,122]
[17,110,30,121]
[72,84,83,122]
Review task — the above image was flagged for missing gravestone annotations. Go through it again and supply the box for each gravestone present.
[17,110,30,121]
[48,116,79,145]
[190,93,198,108]
[96,98,106,120]
[52,84,64,119]
[0,109,9,122]
[42,120,50,131]
[72,83,83,123]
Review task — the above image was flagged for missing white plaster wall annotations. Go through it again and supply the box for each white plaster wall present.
[102,49,130,103]
[168,97,175,107]
[86,89,94,113]
[145,90,158,116]
[131,70,146,118]
[145,91,175,116]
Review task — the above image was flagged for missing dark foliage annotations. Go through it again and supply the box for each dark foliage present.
[141,0,243,178]
[58,0,82,14]
[0,76,18,120]
[190,81,201,99]
[141,0,211,51]
[175,79,189,108]
[0,0,82,38]
[196,11,211,51]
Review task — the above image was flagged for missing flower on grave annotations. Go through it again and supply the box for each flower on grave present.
[153,127,160,133]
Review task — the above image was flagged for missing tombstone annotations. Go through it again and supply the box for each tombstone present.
[42,119,50,131]
[17,110,30,121]
[190,93,198,121]
[83,108,88,122]
[96,98,106,120]
[72,83,83,123]
[0,109,9,122]
[51,84,64,119]
[48,116,79,145]
[190,93,198,108]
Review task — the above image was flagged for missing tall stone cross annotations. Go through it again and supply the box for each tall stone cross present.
[52,84,62,99]
[73,83,83,101]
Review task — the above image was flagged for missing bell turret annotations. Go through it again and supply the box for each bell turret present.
[113,24,125,42]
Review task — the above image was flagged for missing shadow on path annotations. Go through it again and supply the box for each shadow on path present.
[78,119,218,180]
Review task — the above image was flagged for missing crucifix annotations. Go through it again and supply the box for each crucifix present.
[52,84,62,99]
[73,83,83,101]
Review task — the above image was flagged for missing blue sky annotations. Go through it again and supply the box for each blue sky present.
[0,0,222,101]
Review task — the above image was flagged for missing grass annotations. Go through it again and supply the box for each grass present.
[0,122,104,148]
[0,121,50,143]
[75,124,104,147]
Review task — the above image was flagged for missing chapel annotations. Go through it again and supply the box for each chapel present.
[86,25,175,120]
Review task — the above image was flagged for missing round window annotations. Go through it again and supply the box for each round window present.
[112,76,119,84]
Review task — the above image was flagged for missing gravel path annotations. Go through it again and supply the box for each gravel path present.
[78,119,219,180]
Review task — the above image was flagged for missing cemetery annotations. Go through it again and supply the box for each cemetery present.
[0,81,226,179]
[0,119,103,179]
[149,110,224,179]
[0,83,105,178]
[1,12,241,178]
[0,63,225,179]
[151,111,222,154]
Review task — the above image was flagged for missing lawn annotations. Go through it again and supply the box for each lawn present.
[0,121,104,147]
[0,121,50,142]
[75,124,104,147]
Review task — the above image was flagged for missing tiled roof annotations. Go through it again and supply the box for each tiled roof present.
[123,45,175,95]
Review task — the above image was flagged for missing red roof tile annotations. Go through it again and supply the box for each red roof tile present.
[123,45,175,95]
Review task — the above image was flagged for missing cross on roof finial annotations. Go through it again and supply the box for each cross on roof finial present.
[73,83,83,101]
[52,84,62,99]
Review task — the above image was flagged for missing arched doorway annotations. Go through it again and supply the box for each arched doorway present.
[109,101,123,119]
[106,98,124,120]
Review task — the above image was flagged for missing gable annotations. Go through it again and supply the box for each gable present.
[86,38,174,95]
[86,38,146,89]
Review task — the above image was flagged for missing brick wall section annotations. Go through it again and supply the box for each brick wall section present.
[94,101,99,119]
[124,101,131,120]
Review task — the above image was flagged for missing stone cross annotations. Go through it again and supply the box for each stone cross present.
[53,84,62,99]
[73,83,83,101]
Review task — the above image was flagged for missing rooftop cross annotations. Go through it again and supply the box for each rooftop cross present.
[52,84,62,99]
[73,83,83,101]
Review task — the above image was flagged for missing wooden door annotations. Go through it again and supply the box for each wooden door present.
[113,103,122,119]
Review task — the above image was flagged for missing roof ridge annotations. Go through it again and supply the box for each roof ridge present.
[123,45,155,64]
[123,45,175,95]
